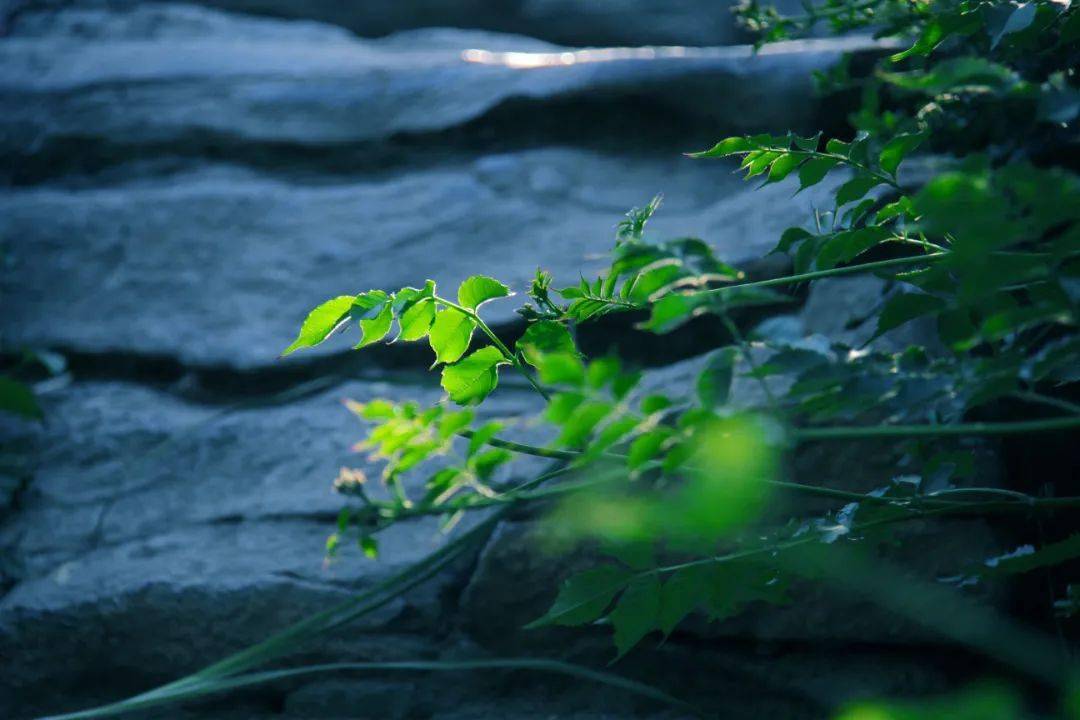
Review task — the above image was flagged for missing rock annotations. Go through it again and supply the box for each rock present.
[10,0,800,48]
[284,678,417,719]
[0,4,883,160]
[1,151,840,368]
[0,377,548,715]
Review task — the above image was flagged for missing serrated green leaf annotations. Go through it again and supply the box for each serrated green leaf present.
[458,275,511,310]
[775,227,814,254]
[353,291,393,349]
[816,226,892,270]
[283,295,355,355]
[766,153,802,183]
[637,292,712,334]
[797,156,839,191]
[686,136,755,158]
[526,566,632,628]
[659,566,708,636]
[609,576,661,659]
[440,346,508,406]
[745,151,781,178]
[429,308,477,364]
[399,297,436,341]
[879,132,927,175]
[836,175,883,206]
[825,138,850,156]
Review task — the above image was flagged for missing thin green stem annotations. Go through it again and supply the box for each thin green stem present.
[719,311,779,409]
[462,429,1080,512]
[793,415,1080,441]
[1012,390,1080,416]
[42,659,698,720]
[704,251,948,296]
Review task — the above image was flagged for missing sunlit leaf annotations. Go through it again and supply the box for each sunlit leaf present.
[440,346,508,406]
[458,275,511,310]
[429,308,477,364]
[283,295,355,355]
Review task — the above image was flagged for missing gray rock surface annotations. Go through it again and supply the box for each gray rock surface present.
[1,4,881,151]
[7,0,799,48]
[1,152,840,368]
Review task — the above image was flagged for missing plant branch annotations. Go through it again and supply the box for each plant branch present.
[436,296,551,401]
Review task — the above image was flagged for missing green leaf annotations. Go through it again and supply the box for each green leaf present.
[697,347,738,409]
[816,226,892,270]
[586,357,621,389]
[891,19,948,61]
[745,151,781,178]
[609,576,661,659]
[467,421,504,457]
[429,309,477,365]
[825,138,850,156]
[798,157,839,191]
[399,297,436,341]
[766,153,802,184]
[556,401,612,448]
[874,293,946,338]
[686,136,755,158]
[659,566,707,636]
[637,293,712,334]
[879,132,927,176]
[535,352,586,386]
[351,291,393,349]
[458,275,511,310]
[526,566,632,628]
[518,321,576,366]
[835,175,883,206]
[775,227,814,254]
[359,535,379,559]
[283,295,355,355]
[547,392,586,424]
[440,346,508,406]
[0,376,42,420]
[469,448,512,480]
[627,428,672,470]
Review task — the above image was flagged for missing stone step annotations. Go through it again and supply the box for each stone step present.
[1,3,884,171]
[1,151,841,368]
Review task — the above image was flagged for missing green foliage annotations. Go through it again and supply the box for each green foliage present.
[0,375,42,420]
[270,0,1080,711]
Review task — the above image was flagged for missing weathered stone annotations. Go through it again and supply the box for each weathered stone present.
[10,0,803,60]
[1,4,882,153]
[1,151,840,368]
[0,377,548,715]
